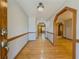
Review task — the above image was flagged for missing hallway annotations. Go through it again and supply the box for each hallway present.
[16,35,72,59]
[0,0,79,59]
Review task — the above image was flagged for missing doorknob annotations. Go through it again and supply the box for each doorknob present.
[1,28,7,36]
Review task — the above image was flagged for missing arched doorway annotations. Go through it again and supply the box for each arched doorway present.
[57,23,63,37]
[37,23,46,39]
[53,7,77,59]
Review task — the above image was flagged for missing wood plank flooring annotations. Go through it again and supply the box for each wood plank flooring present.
[16,35,72,59]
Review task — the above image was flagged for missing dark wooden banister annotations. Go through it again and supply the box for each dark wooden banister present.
[8,33,28,42]
[8,32,36,42]
[46,31,54,34]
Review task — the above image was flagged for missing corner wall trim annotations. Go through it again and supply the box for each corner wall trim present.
[63,37,73,41]
[46,37,54,45]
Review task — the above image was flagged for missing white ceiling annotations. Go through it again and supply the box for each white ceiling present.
[16,0,66,20]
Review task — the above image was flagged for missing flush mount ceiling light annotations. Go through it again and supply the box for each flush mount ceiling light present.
[37,2,44,12]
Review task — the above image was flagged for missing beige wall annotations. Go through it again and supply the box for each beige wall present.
[64,19,73,39]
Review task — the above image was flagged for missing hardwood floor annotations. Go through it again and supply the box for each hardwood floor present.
[16,35,72,59]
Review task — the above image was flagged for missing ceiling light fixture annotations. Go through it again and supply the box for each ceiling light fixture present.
[37,2,44,12]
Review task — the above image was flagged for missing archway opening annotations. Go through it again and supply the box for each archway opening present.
[57,23,63,37]
[37,22,46,39]
[53,7,77,59]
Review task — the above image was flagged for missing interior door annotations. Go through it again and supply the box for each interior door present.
[58,23,63,36]
[0,0,7,59]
